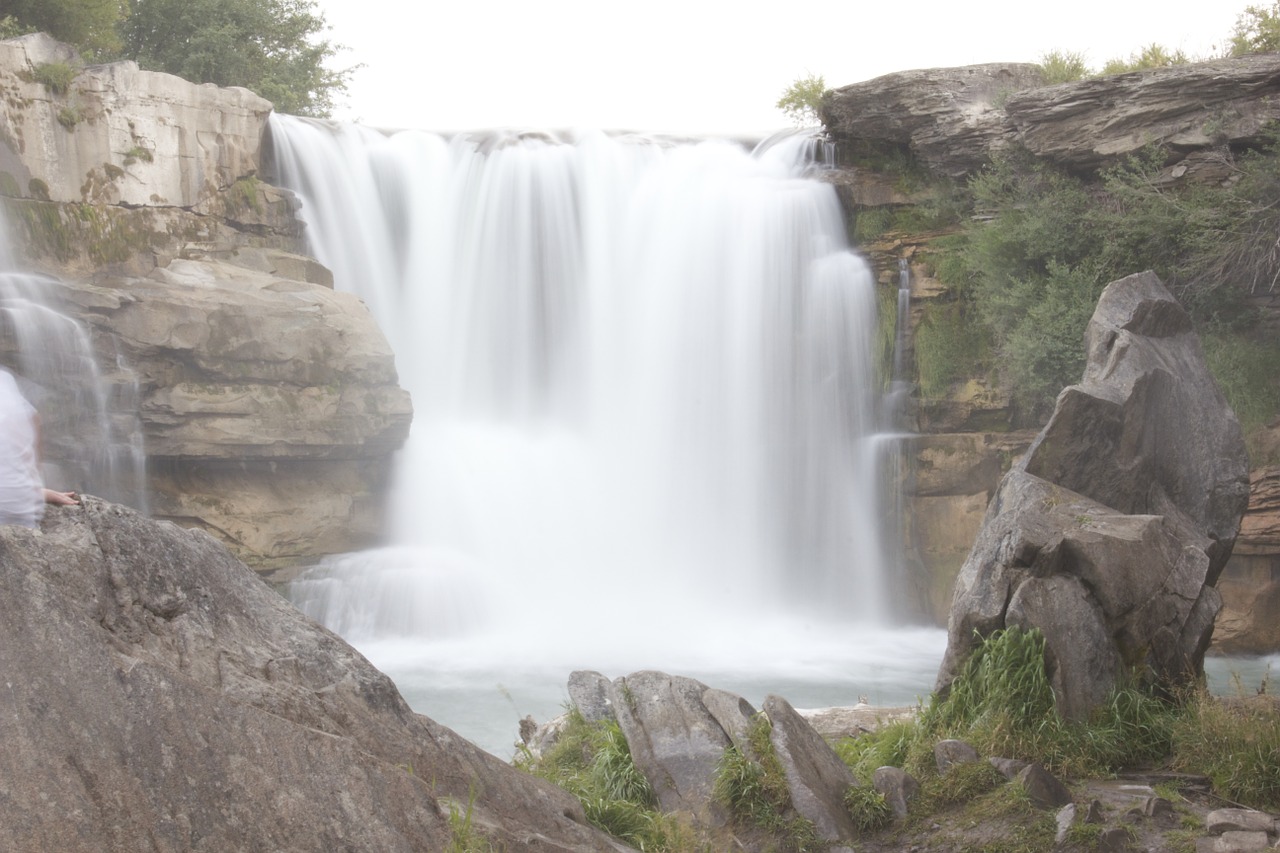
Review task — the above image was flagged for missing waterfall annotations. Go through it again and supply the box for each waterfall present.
[0,212,148,511]
[271,119,943,752]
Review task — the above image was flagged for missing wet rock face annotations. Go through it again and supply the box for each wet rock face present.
[0,496,623,853]
[935,272,1250,719]
[49,257,412,568]
[823,53,1280,178]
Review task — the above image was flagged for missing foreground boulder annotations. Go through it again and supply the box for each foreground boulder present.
[0,497,625,852]
[563,671,859,845]
[935,271,1250,718]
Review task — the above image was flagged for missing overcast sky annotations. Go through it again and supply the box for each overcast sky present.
[310,0,1244,135]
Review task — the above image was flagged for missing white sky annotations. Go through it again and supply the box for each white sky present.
[311,0,1244,135]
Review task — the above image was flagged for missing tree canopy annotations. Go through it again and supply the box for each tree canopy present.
[1229,1,1280,55]
[0,0,124,57]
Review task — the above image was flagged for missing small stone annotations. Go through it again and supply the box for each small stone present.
[933,739,979,772]
[1084,799,1105,823]
[871,766,919,820]
[989,756,1028,780]
[1098,826,1132,852]
[1054,803,1077,844]
[1214,830,1270,853]
[1014,762,1072,809]
[1207,808,1276,835]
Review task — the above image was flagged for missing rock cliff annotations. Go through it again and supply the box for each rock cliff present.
[823,54,1280,177]
[0,496,625,852]
[833,56,1280,649]
[0,33,409,567]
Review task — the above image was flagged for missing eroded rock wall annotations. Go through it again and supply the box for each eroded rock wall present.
[0,34,408,567]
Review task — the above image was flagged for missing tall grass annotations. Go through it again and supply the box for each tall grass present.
[1171,692,1280,809]
[713,714,822,853]
[521,709,676,850]
[841,627,1178,782]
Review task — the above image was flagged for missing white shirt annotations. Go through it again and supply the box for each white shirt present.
[0,370,43,528]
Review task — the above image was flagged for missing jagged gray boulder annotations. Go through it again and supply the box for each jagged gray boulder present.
[610,671,739,822]
[936,271,1250,719]
[0,497,624,852]
[763,695,860,844]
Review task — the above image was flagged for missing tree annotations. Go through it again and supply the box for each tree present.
[776,73,826,127]
[0,0,124,57]
[119,0,353,116]
[1229,1,1280,55]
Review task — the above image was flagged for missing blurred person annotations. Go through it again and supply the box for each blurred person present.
[1,367,78,528]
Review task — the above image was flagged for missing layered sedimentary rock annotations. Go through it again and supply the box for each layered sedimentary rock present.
[0,34,406,566]
[1215,467,1280,653]
[935,272,1250,719]
[54,257,411,565]
[0,33,270,212]
[823,53,1280,178]
[0,497,624,852]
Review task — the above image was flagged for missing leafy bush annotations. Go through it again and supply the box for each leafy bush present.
[914,299,993,399]
[1102,43,1191,74]
[32,62,76,95]
[1037,50,1090,84]
[937,140,1280,424]
[1230,1,1280,55]
[843,783,893,832]
[776,73,827,127]
[1202,330,1280,464]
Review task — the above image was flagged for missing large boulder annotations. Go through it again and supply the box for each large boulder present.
[823,54,1280,178]
[32,258,412,567]
[0,496,626,852]
[935,271,1250,718]
[608,670,741,823]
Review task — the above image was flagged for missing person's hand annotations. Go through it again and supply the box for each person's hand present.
[43,489,79,506]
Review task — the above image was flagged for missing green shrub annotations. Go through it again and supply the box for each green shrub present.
[1202,329,1280,464]
[713,714,822,852]
[776,73,827,127]
[1102,43,1191,74]
[852,207,892,243]
[56,105,84,130]
[1038,50,1090,84]
[914,299,992,399]
[32,61,76,95]
[1230,2,1280,56]
[843,783,893,832]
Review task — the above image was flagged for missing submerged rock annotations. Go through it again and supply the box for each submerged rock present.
[935,271,1250,719]
[0,497,624,852]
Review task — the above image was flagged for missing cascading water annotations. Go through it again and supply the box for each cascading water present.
[0,212,148,511]
[272,117,945,753]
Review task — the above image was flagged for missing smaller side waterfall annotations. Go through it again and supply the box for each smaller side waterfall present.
[0,219,148,511]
